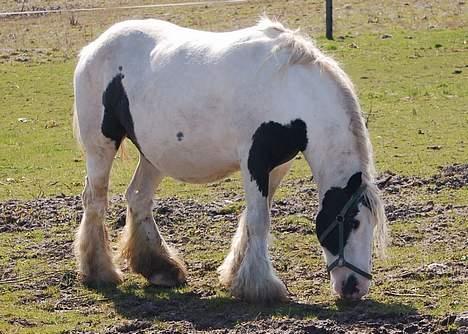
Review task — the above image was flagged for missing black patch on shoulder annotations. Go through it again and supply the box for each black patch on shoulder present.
[176,132,184,141]
[248,119,308,197]
[316,172,363,255]
[101,73,141,151]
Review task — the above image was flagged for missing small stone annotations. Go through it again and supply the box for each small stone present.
[455,312,468,326]
[45,120,58,128]
[404,323,419,334]
[381,34,393,39]
[427,263,449,275]
[440,314,456,325]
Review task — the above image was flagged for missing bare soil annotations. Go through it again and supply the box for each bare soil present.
[0,164,466,333]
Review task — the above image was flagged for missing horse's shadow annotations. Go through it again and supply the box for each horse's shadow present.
[94,283,419,330]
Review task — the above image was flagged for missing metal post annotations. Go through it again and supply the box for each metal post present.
[326,0,333,40]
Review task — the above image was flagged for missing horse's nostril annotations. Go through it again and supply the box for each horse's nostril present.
[342,275,359,296]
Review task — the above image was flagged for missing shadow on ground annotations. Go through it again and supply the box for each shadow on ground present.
[94,283,418,331]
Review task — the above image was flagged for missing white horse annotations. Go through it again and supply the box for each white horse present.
[73,17,387,303]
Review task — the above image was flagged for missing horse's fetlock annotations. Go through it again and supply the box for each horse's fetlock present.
[231,272,288,304]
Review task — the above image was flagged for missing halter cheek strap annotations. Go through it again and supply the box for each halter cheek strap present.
[319,184,373,280]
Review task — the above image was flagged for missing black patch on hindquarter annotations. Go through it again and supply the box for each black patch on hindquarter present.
[248,119,308,197]
[316,172,363,255]
[101,72,141,151]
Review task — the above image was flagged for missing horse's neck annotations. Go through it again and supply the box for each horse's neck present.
[304,140,364,201]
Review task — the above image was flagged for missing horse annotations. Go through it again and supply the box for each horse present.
[73,17,387,303]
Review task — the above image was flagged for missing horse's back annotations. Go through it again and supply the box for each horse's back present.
[74,18,348,183]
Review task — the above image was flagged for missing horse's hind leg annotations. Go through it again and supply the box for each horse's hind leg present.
[75,143,122,286]
[120,154,187,287]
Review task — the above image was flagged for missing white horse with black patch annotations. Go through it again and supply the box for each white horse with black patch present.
[73,17,387,303]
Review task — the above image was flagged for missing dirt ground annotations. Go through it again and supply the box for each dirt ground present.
[0,164,467,333]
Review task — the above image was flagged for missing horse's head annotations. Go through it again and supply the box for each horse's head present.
[316,172,386,300]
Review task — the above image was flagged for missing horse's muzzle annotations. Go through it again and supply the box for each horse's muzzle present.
[332,271,370,300]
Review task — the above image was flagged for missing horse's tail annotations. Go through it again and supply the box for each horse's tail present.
[72,94,129,159]
[72,46,129,159]
[72,100,83,152]
[72,46,86,153]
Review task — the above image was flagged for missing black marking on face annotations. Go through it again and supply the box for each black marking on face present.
[101,73,141,151]
[248,119,308,197]
[316,172,363,255]
[176,132,184,141]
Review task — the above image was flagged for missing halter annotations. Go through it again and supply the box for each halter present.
[319,184,373,280]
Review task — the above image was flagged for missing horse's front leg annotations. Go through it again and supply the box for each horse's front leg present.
[218,160,288,303]
[120,155,187,287]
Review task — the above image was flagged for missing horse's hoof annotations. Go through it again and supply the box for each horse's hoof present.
[231,277,289,304]
[148,270,186,287]
[80,268,123,287]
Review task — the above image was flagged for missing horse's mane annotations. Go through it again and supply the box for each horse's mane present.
[256,17,388,255]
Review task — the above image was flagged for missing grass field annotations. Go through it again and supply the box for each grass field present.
[0,0,467,333]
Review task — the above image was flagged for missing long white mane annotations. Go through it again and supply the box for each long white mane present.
[256,17,388,254]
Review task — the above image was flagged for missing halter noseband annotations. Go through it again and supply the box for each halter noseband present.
[319,184,373,280]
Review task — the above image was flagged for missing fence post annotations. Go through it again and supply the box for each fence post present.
[326,0,333,40]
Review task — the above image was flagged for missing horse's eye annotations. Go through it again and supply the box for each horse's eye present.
[352,219,360,229]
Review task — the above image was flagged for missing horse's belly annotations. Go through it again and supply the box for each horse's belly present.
[130,84,242,183]
[160,158,239,183]
[141,137,240,184]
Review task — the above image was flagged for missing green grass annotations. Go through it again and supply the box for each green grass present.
[1,28,466,199]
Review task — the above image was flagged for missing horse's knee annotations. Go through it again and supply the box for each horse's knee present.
[125,185,154,219]
[82,176,108,216]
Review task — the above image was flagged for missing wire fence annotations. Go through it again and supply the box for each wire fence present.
[0,0,249,18]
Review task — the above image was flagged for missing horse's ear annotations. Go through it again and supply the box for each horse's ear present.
[345,172,362,194]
